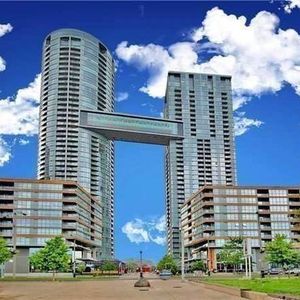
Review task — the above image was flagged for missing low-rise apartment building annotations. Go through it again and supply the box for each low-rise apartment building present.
[181,185,300,271]
[0,178,102,273]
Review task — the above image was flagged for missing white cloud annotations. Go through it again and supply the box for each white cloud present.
[19,138,30,146]
[116,8,300,135]
[0,74,40,167]
[117,8,300,101]
[0,136,11,167]
[154,215,166,232]
[122,219,150,244]
[0,73,41,136]
[0,23,12,37]
[234,112,263,136]
[192,8,300,97]
[150,236,166,246]
[122,215,166,246]
[116,41,200,98]
[0,23,13,72]
[284,0,300,13]
[0,57,6,72]
[116,91,129,102]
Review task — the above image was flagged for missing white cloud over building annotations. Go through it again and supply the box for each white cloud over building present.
[284,0,300,13]
[122,215,166,246]
[0,23,13,72]
[116,7,300,136]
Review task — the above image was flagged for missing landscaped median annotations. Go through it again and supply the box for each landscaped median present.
[189,277,300,300]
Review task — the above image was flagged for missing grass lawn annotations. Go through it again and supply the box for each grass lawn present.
[203,277,300,296]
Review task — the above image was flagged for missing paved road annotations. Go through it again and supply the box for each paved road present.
[0,279,242,300]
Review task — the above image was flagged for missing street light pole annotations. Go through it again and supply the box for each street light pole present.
[139,250,143,278]
[180,226,185,281]
[12,214,16,278]
[134,249,150,287]
[72,239,76,278]
[243,239,248,278]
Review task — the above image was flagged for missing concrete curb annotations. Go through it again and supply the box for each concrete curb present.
[188,280,300,300]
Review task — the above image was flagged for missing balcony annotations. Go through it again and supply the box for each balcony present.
[258,202,270,206]
[0,230,13,236]
[258,209,271,214]
[203,226,215,231]
[0,186,14,191]
[0,213,13,218]
[291,225,300,231]
[261,234,272,239]
[0,195,14,199]
[289,201,300,206]
[260,226,272,231]
[291,233,300,239]
[62,222,77,229]
[0,204,14,209]
[62,213,77,219]
[0,222,13,227]
[63,205,77,212]
[202,218,214,223]
[259,217,271,222]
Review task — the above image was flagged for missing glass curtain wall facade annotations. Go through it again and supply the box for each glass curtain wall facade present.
[181,185,300,271]
[0,178,101,273]
[165,72,237,259]
[37,29,115,258]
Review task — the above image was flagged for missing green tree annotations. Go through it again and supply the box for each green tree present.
[218,237,244,272]
[76,262,86,274]
[191,259,206,272]
[101,261,118,272]
[125,260,139,272]
[265,234,299,269]
[0,237,13,266]
[0,237,13,277]
[29,236,71,280]
[157,254,178,275]
[29,250,44,271]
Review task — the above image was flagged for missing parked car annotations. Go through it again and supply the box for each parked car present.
[159,269,172,280]
[285,268,300,275]
[266,268,284,275]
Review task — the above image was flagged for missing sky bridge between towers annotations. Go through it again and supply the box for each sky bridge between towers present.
[80,110,184,145]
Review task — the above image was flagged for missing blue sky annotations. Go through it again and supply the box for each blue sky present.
[0,1,300,262]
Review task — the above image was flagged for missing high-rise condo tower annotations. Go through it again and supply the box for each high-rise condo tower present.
[37,29,115,258]
[165,72,237,259]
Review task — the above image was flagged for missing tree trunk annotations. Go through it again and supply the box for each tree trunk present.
[52,271,55,281]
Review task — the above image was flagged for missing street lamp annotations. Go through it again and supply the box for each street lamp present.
[139,250,143,278]
[180,226,185,281]
[69,234,77,278]
[134,249,150,287]
[72,238,76,278]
